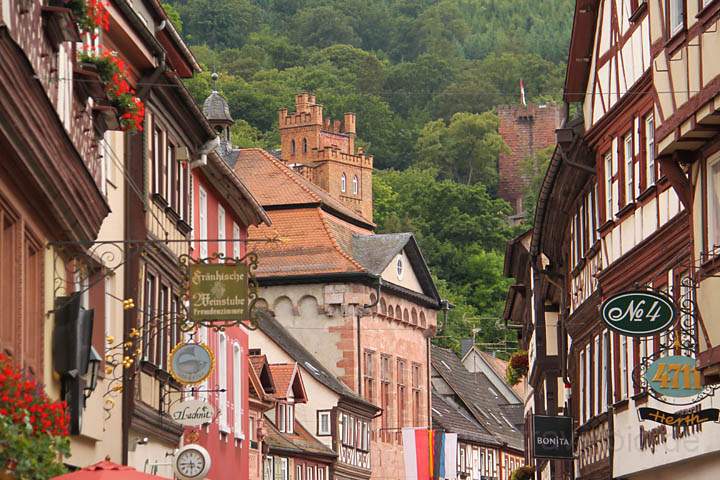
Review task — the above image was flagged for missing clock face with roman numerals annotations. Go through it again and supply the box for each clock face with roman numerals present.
[174,445,211,480]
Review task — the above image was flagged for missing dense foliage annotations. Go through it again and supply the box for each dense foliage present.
[170,0,573,352]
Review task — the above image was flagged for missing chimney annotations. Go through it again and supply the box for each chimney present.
[295,92,310,113]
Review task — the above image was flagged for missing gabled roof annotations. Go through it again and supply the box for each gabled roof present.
[232,148,374,229]
[249,354,276,396]
[564,0,600,103]
[264,415,337,460]
[462,348,525,401]
[432,346,524,451]
[255,310,379,413]
[268,363,307,403]
[431,392,498,446]
[352,233,441,304]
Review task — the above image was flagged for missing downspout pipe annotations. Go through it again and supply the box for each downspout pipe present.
[358,275,381,395]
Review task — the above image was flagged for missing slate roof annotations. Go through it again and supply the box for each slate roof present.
[432,346,524,451]
[202,90,233,122]
[255,310,379,413]
[352,233,412,274]
[431,392,499,446]
[264,415,337,460]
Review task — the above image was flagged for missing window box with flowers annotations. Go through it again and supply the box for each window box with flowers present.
[506,350,529,386]
[0,354,70,479]
[77,49,146,132]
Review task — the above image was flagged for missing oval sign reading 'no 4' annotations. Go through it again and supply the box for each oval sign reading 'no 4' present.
[600,291,676,336]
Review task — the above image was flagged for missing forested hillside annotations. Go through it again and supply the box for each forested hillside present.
[168,0,574,353]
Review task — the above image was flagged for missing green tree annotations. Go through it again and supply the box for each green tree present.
[162,3,183,33]
[291,6,361,48]
[415,112,508,189]
[522,145,555,225]
[177,0,261,49]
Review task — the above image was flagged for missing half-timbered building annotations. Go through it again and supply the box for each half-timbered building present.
[515,0,720,479]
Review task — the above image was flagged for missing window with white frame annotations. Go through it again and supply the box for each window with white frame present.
[153,127,162,195]
[264,456,273,480]
[317,411,331,436]
[707,155,720,252]
[278,458,288,480]
[624,133,634,204]
[199,187,208,258]
[620,334,628,399]
[233,223,241,258]
[594,336,600,417]
[233,343,243,438]
[218,332,229,432]
[278,403,294,434]
[584,344,590,421]
[166,142,175,210]
[198,325,209,400]
[317,467,325,480]
[601,330,609,411]
[218,205,226,257]
[341,173,347,193]
[579,349,585,423]
[605,153,614,220]
[352,175,359,195]
[646,115,655,186]
[669,0,685,35]
[296,465,303,480]
[307,466,314,480]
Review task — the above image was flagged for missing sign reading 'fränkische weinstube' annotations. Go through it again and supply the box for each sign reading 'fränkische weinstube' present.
[189,264,250,321]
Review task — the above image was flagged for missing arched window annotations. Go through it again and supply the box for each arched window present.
[341,173,347,193]
[352,175,359,195]
[302,138,308,153]
[291,139,296,155]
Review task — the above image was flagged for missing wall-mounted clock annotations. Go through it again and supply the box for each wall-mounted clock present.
[173,444,211,480]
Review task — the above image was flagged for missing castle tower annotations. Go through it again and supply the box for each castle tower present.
[202,73,234,156]
[497,103,562,223]
[278,92,374,221]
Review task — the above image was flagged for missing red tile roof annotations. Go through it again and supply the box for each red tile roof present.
[268,363,306,402]
[248,208,366,277]
[233,148,373,228]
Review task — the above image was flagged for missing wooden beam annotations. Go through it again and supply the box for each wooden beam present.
[659,153,692,209]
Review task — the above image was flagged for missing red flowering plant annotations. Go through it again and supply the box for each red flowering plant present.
[60,0,109,32]
[78,48,146,132]
[506,350,529,386]
[0,354,70,478]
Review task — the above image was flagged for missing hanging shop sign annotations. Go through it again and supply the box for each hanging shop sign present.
[644,355,703,398]
[169,399,215,427]
[532,415,573,459]
[169,342,214,385]
[600,291,676,336]
[638,407,720,427]
[189,263,250,321]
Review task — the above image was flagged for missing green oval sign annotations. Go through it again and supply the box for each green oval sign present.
[600,291,676,336]
[644,355,702,398]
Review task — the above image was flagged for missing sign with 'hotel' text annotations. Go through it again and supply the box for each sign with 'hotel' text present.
[189,264,250,321]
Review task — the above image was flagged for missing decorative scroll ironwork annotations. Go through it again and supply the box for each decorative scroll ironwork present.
[632,277,720,406]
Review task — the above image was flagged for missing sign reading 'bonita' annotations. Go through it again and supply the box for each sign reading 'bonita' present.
[532,415,573,459]
[600,291,676,336]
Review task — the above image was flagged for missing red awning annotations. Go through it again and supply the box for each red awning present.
[52,459,166,479]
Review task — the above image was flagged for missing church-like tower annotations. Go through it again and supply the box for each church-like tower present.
[278,93,374,222]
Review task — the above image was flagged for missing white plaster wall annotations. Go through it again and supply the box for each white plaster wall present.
[380,249,424,294]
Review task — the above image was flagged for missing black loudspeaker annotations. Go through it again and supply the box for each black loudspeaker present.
[53,295,94,377]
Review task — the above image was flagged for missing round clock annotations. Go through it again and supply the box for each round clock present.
[173,444,211,480]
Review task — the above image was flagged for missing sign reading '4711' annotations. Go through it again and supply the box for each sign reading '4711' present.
[600,291,677,337]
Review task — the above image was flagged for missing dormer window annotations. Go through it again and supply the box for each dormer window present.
[352,175,359,195]
[278,402,294,434]
[341,173,347,193]
[396,256,404,279]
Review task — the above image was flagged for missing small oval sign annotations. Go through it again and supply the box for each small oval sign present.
[169,399,215,426]
[169,342,214,385]
[600,291,676,336]
[644,355,703,398]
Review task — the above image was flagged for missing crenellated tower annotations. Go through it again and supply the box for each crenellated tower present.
[278,92,374,221]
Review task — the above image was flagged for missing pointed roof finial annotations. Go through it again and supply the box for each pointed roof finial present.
[211,71,219,93]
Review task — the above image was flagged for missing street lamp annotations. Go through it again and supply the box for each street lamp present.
[84,346,102,400]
